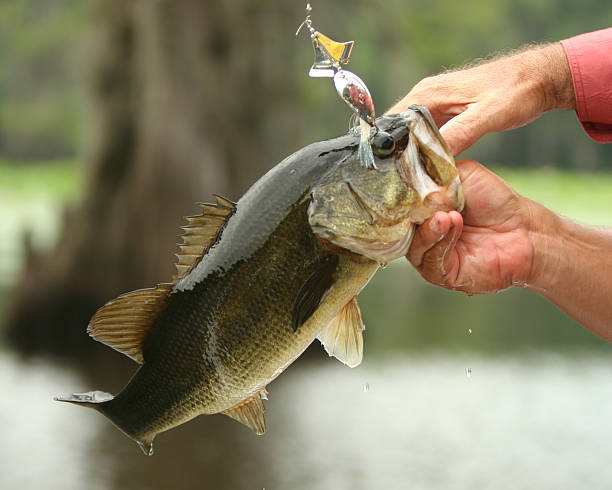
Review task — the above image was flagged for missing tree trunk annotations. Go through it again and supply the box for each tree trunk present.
[6,0,304,357]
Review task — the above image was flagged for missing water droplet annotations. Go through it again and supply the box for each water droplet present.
[465,368,472,378]
[363,383,370,392]
[290,169,296,175]
[379,262,388,269]
[468,328,472,334]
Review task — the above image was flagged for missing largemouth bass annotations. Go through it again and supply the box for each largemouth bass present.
[56,106,464,455]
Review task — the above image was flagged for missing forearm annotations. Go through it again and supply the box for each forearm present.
[524,201,612,341]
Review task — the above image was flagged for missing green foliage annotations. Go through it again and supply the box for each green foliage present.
[1,0,612,165]
[0,158,82,199]
[495,166,612,226]
[0,0,90,159]
[0,159,82,288]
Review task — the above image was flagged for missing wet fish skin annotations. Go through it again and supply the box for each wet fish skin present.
[55,106,463,455]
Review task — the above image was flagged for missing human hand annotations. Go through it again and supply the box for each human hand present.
[407,159,535,294]
[387,43,575,156]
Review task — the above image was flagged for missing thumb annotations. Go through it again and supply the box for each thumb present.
[440,105,494,156]
[409,211,463,288]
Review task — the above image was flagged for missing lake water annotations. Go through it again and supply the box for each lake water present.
[1,350,610,490]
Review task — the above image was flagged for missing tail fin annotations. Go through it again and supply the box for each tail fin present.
[54,390,113,410]
[54,391,155,456]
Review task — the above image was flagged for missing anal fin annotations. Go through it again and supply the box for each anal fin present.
[221,388,268,435]
[317,296,364,368]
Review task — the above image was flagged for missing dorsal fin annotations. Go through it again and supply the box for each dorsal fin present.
[221,388,268,435]
[173,194,236,281]
[317,296,364,368]
[87,283,173,363]
[87,194,235,363]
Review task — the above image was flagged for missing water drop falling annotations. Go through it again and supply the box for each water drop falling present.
[363,383,370,393]
[468,328,472,334]
[465,368,472,378]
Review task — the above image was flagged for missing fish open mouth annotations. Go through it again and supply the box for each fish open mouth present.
[395,136,465,225]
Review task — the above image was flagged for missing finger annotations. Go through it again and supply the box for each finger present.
[385,96,450,128]
[415,211,463,286]
[440,105,495,156]
[385,96,409,115]
[407,212,453,267]
[385,90,427,115]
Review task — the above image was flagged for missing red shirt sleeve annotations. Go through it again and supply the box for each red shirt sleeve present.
[561,28,612,143]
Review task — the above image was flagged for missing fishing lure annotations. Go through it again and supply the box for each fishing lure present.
[296,2,378,169]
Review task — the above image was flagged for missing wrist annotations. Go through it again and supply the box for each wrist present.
[534,43,576,112]
[520,199,565,292]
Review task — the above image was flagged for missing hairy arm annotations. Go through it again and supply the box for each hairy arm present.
[525,203,612,341]
[387,43,576,155]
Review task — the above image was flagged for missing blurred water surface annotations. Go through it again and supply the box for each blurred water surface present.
[1,350,610,490]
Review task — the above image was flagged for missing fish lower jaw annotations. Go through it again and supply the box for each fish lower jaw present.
[406,183,465,225]
[315,224,415,265]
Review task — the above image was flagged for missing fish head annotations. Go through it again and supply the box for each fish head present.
[308,104,465,264]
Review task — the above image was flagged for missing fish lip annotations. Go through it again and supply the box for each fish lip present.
[356,224,416,264]
[312,221,416,265]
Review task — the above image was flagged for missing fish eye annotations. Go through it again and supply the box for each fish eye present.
[371,131,395,158]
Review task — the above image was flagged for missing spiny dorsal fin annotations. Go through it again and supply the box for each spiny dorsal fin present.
[87,283,173,363]
[317,296,364,368]
[173,194,236,281]
[221,388,268,435]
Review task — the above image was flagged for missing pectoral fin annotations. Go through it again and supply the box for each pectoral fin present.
[222,388,268,435]
[317,296,364,368]
[292,254,339,332]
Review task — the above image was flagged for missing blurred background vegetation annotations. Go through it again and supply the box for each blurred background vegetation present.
[2,0,611,356]
[0,2,611,488]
